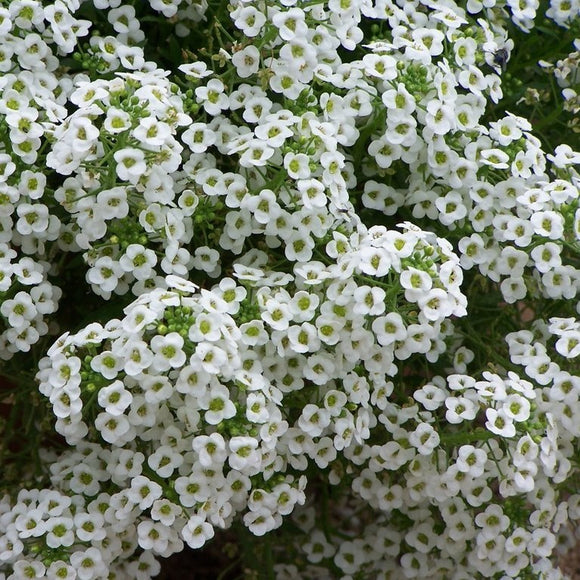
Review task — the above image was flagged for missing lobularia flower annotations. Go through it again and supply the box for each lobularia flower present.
[150,332,186,371]
[228,436,261,474]
[200,382,237,425]
[485,407,517,438]
[97,380,133,415]
[94,411,133,444]
[195,79,229,115]
[113,148,148,183]
[409,423,440,455]
[231,45,261,78]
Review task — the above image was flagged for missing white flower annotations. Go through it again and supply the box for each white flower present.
[530,242,561,273]
[456,445,488,477]
[178,61,212,79]
[445,396,478,424]
[530,210,565,240]
[287,322,320,353]
[95,187,129,221]
[335,540,368,575]
[272,7,307,41]
[371,312,407,346]
[133,117,171,147]
[382,83,416,114]
[425,99,454,135]
[148,445,184,478]
[239,139,275,167]
[194,342,228,374]
[414,382,448,411]
[358,246,392,277]
[127,475,163,510]
[69,547,107,580]
[45,516,75,548]
[502,393,531,422]
[246,392,269,423]
[122,303,157,333]
[103,107,132,134]
[47,561,76,580]
[68,116,99,152]
[86,256,123,293]
[90,350,123,380]
[239,319,269,347]
[150,498,182,527]
[114,147,147,183]
[196,79,229,115]
[12,560,46,580]
[150,332,186,371]
[119,244,157,280]
[435,190,468,225]
[137,520,170,553]
[228,436,261,473]
[490,115,523,145]
[288,291,319,323]
[261,299,291,331]
[304,352,336,384]
[161,244,191,277]
[255,121,293,148]
[362,53,397,79]
[243,507,279,536]
[528,528,557,558]
[302,530,336,563]
[232,45,261,78]
[409,423,440,455]
[323,389,348,417]
[241,189,281,224]
[505,527,531,554]
[232,5,266,37]
[190,246,220,275]
[192,432,228,467]
[110,448,145,483]
[285,153,311,180]
[418,288,454,321]
[94,411,132,444]
[0,290,37,328]
[485,407,516,438]
[97,379,132,415]
[352,285,386,316]
[458,65,488,95]
[480,148,510,169]
[200,382,237,425]
[511,460,538,493]
[400,267,433,301]
[298,404,330,437]
[499,276,527,304]
[15,203,50,235]
[475,504,510,538]
[181,122,216,154]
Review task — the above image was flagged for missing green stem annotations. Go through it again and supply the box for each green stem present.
[216,555,242,580]
[439,427,496,446]
[264,534,275,580]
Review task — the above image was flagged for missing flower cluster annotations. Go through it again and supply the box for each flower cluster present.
[538,38,580,136]
[33,275,313,557]
[0,0,579,578]
[0,244,61,359]
[46,70,196,299]
[0,480,162,580]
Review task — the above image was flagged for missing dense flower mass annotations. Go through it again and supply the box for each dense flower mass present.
[0,0,579,578]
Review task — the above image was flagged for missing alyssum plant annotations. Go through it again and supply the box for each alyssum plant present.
[0,0,579,578]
